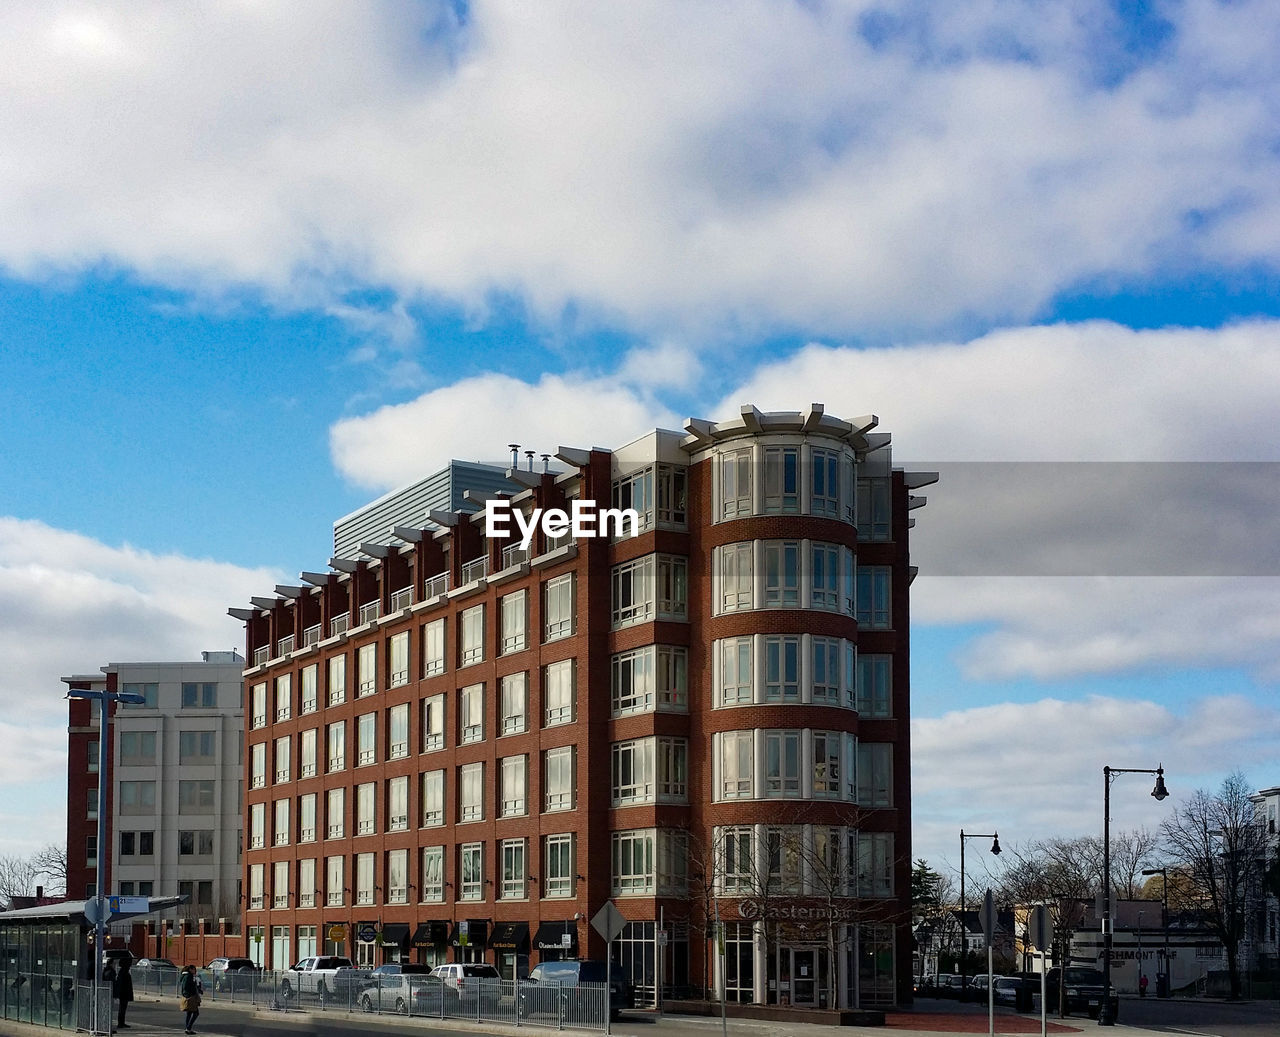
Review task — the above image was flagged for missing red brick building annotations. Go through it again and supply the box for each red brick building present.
[233,404,932,1008]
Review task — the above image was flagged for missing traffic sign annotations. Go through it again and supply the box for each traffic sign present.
[592,901,627,943]
[1029,905,1054,951]
[978,890,997,948]
[84,897,109,925]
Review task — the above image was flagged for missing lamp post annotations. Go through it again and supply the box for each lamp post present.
[959,829,1001,997]
[1099,765,1169,1026]
[65,685,146,1036]
[1137,911,1144,996]
[1141,866,1171,997]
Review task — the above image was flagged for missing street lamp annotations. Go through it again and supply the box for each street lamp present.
[1099,765,1169,1026]
[959,829,1001,996]
[1141,866,1171,997]
[65,685,146,1036]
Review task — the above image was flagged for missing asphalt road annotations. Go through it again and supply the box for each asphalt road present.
[1108,995,1280,1037]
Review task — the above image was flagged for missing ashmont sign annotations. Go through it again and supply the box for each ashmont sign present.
[736,900,863,922]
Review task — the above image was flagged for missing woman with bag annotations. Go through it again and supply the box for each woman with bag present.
[179,965,202,1034]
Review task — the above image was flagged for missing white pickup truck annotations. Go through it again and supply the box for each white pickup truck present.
[279,955,370,1001]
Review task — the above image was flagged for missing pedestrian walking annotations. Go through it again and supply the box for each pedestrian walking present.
[179,965,202,1034]
[1139,972,1148,997]
[112,957,134,1028]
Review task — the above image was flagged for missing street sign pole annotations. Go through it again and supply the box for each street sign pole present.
[1028,904,1054,1037]
[980,890,996,1037]
[591,902,628,1037]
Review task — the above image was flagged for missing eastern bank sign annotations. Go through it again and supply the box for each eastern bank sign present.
[736,900,864,922]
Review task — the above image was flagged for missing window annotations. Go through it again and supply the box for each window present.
[178,832,199,856]
[857,566,892,629]
[611,556,653,627]
[657,464,687,527]
[658,737,688,801]
[274,735,291,783]
[612,830,655,895]
[459,762,484,822]
[763,636,800,701]
[719,731,753,799]
[811,542,839,610]
[327,721,345,772]
[250,683,267,728]
[300,664,318,713]
[718,542,753,612]
[120,780,156,813]
[856,832,894,896]
[611,740,653,806]
[422,695,444,752]
[857,654,892,717]
[658,829,689,895]
[356,782,375,835]
[274,799,290,846]
[501,755,527,817]
[421,770,444,827]
[178,730,215,763]
[544,834,574,898]
[811,447,841,517]
[248,863,264,909]
[423,619,445,676]
[460,683,484,743]
[544,574,575,641]
[857,477,891,540]
[812,637,842,705]
[181,682,218,708]
[326,855,344,906]
[544,746,575,811]
[501,590,527,654]
[119,730,155,763]
[763,541,800,607]
[460,843,483,901]
[120,831,135,856]
[460,605,484,666]
[719,447,752,519]
[357,642,377,696]
[328,655,346,706]
[356,852,375,905]
[719,826,753,892]
[812,731,843,799]
[387,848,409,904]
[387,703,409,759]
[657,555,688,618]
[250,742,267,789]
[543,659,575,726]
[87,738,99,773]
[500,672,527,734]
[326,787,344,838]
[766,827,802,893]
[357,712,376,765]
[763,446,799,513]
[387,775,409,831]
[857,743,893,806]
[249,803,265,848]
[275,674,292,721]
[299,794,316,842]
[177,778,215,814]
[611,646,653,716]
[420,846,444,902]
[612,468,653,534]
[121,682,158,709]
[764,731,801,797]
[389,631,409,687]
[300,728,317,777]
[178,830,211,857]
[717,638,754,706]
[501,839,527,900]
[297,859,316,909]
[656,646,688,711]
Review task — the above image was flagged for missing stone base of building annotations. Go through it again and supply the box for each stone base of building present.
[665,999,887,1026]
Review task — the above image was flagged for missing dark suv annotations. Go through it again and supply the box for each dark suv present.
[520,960,634,1021]
[1044,966,1119,1020]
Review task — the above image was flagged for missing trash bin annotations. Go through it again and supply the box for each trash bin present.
[1015,982,1034,1013]
[1156,973,1169,998]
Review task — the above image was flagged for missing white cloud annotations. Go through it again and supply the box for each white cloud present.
[911,693,1280,869]
[329,369,679,490]
[0,518,285,857]
[0,2,1277,335]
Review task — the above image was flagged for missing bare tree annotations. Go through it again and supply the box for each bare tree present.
[0,855,44,906]
[1159,771,1269,999]
[1110,828,1160,900]
[32,844,67,897]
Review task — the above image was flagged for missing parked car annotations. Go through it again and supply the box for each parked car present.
[518,959,634,1021]
[932,974,963,999]
[206,956,260,992]
[1044,966,1119,1020]
[358,964,457,1015]
[963,973,1000,1002]
[992,976,1024,1007]
[131,958,179,990]
[429,963,501,1011]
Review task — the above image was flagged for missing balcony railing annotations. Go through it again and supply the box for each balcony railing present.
[303,624,322,647]
[276,634,294,657]
[501,544,529,569]
[358,600,381,625]
[424,571,449,599]
[329,612,350,636]
[460,556,489,584]
[253,646,269,666]
[390,586,414,612]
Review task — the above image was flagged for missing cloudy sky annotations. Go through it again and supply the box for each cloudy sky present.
[2,1,1278,884]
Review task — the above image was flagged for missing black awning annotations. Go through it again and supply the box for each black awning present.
[489,921,530,952]
[534,919,580,952]
[448,918,489,947]
[381,923,410,949]
[412,921,450,948]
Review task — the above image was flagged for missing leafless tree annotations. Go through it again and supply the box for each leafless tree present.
[1159,771,1270,999]
[1110,828,1161,899]
[32,844,67,897]
[0,854,44,906]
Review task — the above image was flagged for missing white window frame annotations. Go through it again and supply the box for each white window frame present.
[763,445,800,513]
[326,856,344,906]
[812,637,842,705]
[387,775,409,831]
[500,838,527,900]
[544,833,574,899]
[763,635,801,701]
[421,770,444,827]
[501,589,527,654]
[544,573,575,641]
[420,845,444,902]
[422,695,444,752]
[387,847,409,904]
[764,730,802,798]
[611,555,653,627]
[275,674,292,721]
[719,447,753,519]
[299,793,316,843]
[811,542,840,610]
[356,782,376,835]
[357,641,377,696]
[718,542,753,612]
[500,672,527,734]
[327,721,345,772]
[544,746,575,812]
[611,829,655,895]
[543,659,575,727]
[250,742,267,789]
[389,631,410,687]
[460,683,484,744]
[763,540,801,607]
[501,755,527,817]
[273,798,290,846]
[300,728,317,778]
[355,852,375,906]
[718,730,754,799]
[357,712,376,765]
[811,447,841,517]
[326,787,344,839]
[423,618,446,677]
[460,605,485,666]
[459,761,484,822]
[388,703,409,759]
[459,843,483,901]
[300,664,318,713]
[327,655,346,706]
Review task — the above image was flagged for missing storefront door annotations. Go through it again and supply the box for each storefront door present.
[791,949,818,1006]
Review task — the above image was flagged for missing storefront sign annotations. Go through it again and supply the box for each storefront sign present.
[737,900,863,922]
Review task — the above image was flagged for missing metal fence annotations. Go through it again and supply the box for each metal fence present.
[132,969,615,1032]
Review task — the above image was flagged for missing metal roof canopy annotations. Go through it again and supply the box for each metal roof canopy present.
[0,895,186,925]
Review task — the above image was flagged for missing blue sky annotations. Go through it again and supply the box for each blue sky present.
[1,0,1279,879]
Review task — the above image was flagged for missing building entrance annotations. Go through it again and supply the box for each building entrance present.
[774,945,828,1007]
